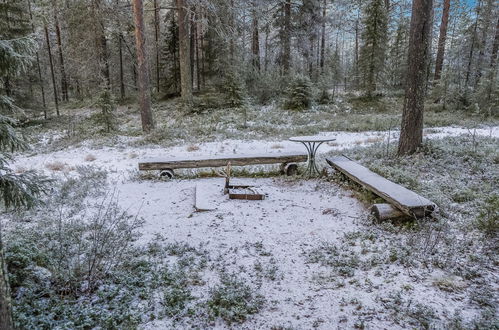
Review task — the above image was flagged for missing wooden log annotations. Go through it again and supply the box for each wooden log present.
[139,153,307,171]
[327,156,435,218]
[371,203,408,221]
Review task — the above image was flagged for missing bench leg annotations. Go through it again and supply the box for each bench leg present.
[280,163,298,176]
[159,169,174,179]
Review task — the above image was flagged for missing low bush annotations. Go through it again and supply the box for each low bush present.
[206,273,264,324]
[283,75,313,111]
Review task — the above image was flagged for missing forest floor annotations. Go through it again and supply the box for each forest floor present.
[5,96,499,329]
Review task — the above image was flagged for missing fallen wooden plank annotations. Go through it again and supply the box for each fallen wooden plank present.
[228,188,265,200]
[139,153,307,171]
[194,183,219,212]
[327,156,435,218]
[371,203,409,221]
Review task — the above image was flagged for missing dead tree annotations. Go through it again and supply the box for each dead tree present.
[398,0,433,155]
[132,0,155,131]
[434,0,450,81]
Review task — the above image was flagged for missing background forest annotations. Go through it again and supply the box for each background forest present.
[2,0,498,121]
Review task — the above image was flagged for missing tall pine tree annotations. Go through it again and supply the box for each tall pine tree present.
[359,0,388,97]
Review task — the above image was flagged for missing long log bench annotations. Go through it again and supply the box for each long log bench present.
[327,155,436,219]
[139,153,308,178]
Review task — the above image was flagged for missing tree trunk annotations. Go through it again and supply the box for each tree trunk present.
[44,24,60,117]
[92,0,111,88]
[0,229,14,330]
[490,17,499,69]
[190,10,195,90]
[398,0,433,155]
[52,0,69,102]
[475,0,493,85]
[154,0,161,93]
[27,0,47,114]
[176,0,193,103]
[251,2,260,71]
[119,34,125,99]
[465,0,481,88]
[132,0,155,132]
[433,0,450,81]
[320,0,326,71]
[282,0,291,74]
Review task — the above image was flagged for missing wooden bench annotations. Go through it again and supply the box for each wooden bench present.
[326,156,436,219]
[139,153,308,178]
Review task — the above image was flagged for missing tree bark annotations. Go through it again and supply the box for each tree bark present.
[490,17,499,69]
[251,2,260,71]
[320,0,326,71]
[44,24,60,117]
[433,0,450,81]
[52,0,69,101]
[486,17,499,101]
[398,0,433,155]
[27,0,47,114]
[154,0,161,93]
[0,229,14,330]
[93,0,111,88]
[132,0,155,132]
[465,0,481,88]
[176,0,193,103]
[282,0,291,74]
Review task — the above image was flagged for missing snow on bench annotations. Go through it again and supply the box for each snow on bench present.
[139,153,307,175]
[326,156,436,218]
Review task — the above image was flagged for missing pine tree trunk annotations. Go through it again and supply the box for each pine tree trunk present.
[27,0,47,113]
[176,0,193,103]
[282,0,291,74]
[251,2,260,71]
[45,24,60,117]
[190,10,195,89]
[195,7,201,91]
[154,0,161,93]
[465,0,481,88]
[490,17,499,69]
[51,0,69,102]
[93,0,111,88]
[0,229,14,330]
[132,0,155,132]
[320,0,326,71]
[475,0,493,86]
[433,0,450,81]
[119,34,125,99]
[398,0,433,155]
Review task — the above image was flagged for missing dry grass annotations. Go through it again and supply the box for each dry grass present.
[128,152,139,159]
[327,141,339,146]
[84,154,97,162]
[15,166,27,174]
[45,161,66,171]
[365,136,384,143]
[271,144,285,149]
[187,145,200,152]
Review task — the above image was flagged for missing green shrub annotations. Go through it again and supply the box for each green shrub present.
[284,75,313,111]
[475,194,499,238]
[94,89,116,132]
[206,273,264,324]
[222,70,246,107]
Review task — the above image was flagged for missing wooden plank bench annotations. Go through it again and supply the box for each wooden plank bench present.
[326,156,436,219]
[139,153,308,178]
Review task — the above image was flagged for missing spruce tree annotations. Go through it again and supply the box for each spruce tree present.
[358,0,388,97]
[1,2,48,328]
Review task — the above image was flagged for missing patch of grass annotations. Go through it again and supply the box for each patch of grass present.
[206,273,265,324]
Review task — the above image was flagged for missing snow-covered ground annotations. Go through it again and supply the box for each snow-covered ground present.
[13,125,498,329]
